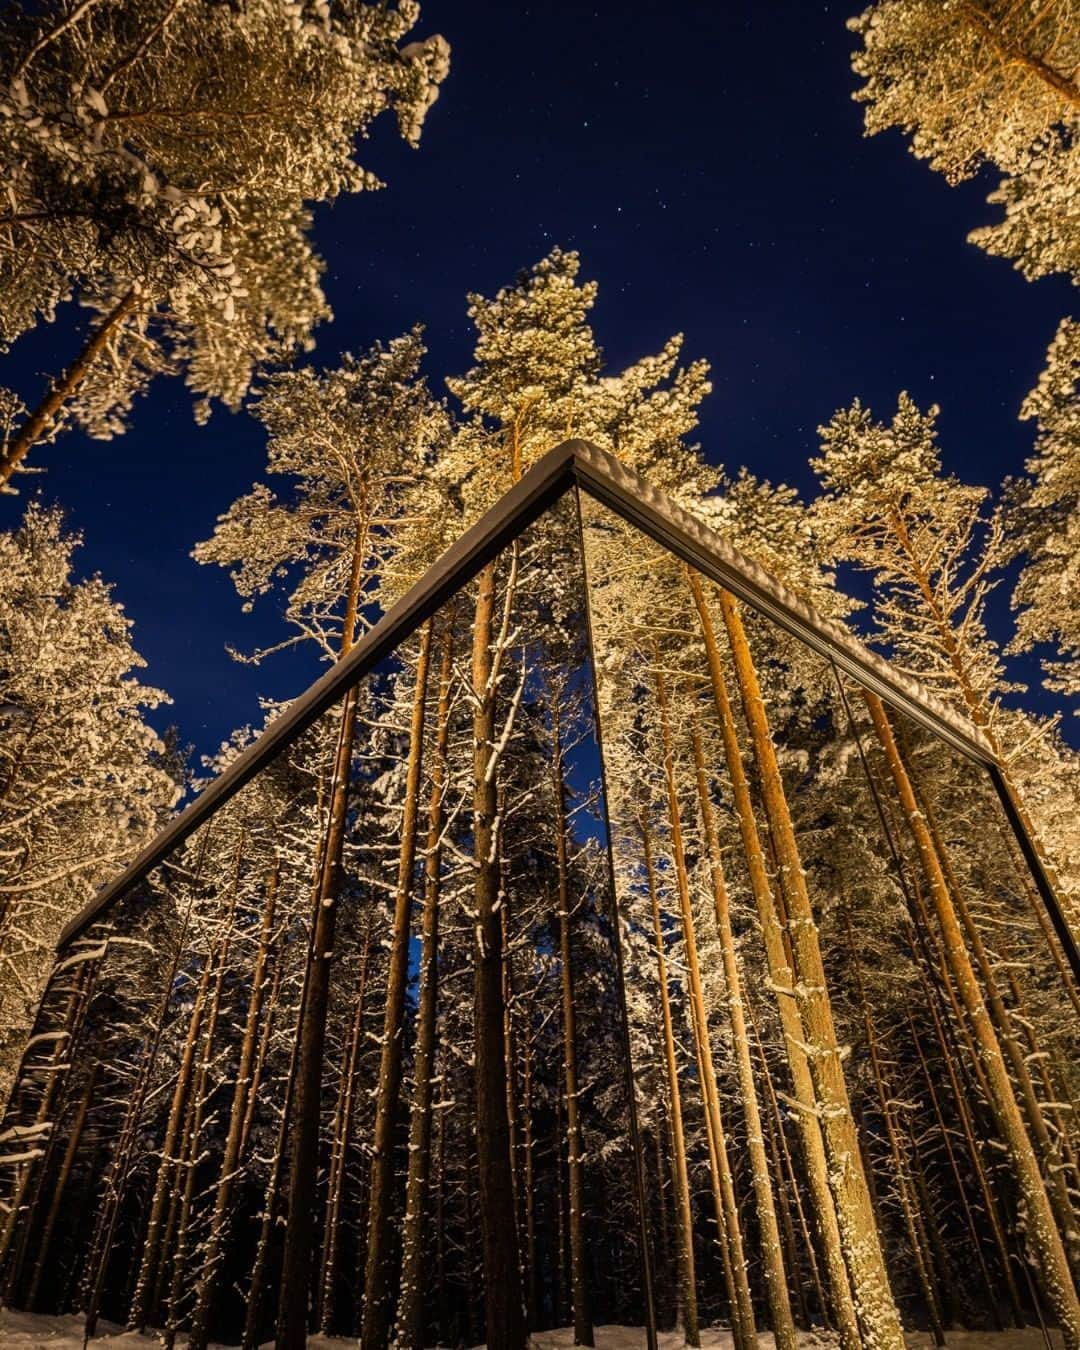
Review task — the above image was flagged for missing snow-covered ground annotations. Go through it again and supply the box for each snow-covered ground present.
[0,1311,1064,1350]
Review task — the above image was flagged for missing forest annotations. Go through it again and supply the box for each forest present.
[0,3,1078,1350]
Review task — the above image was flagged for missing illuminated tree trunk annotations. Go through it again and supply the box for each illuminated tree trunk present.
[916,959,1026,1325]
[717,589,904,1350]
[25,1060,98,1310]
[470,557,526,1350]
[80,837,207,1340]
[317,919,373,1334]
[129,954,213,1330]
[244,995,302,1350]
[1004,968,1080,1194]
[164,882,239,1350]
[864,690,1080,1348]
[361,620,434,1350]
[188,866,279,1350]
[653,663,756,1350]
[277,514,370,1350]
[275,682,360,1350]
[395,621,454,1350]
[906,1008,1003,1324]
[522,1002,538,1330]
[750,1004,828,1328]
[639,811,700,1348]
[552,695,595,1348]
[686,567,862,1350]
[906,750,1079,1252]
[130,840,245,1331]
[0,973,87,1285]
[690,717,796,1350]
[0,290,139,490]
[843,910,946,1345]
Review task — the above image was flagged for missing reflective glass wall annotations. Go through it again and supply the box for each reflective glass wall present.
[1,483,1076,1350]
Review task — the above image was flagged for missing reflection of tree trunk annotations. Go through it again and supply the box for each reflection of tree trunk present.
[639,812,699,1348]
[435,1037,448,1343]
[26,1060,98,1309]
[919,957,1025,1325]
[244,995,302,1350]
[749,1003,826,1329]
[82,866,202,1340]
[864,690,1080,1348]
[130,951,212,1329]
[362,621,435,1350]
[552,696,594,1349]
[653,663,755,1350]
[471,558,526,1350]
[843,910,946,1346]
[717,589,904,1350]
[395,621,454,1350]
[522,999,538,1331]
[687,569,864,1350]
[0,974,86,1286]
[276,511,370,1350]
[690,718,796,1350]
[901,738,1078,1253]
[276,681,361,1350]
[164,880,239,1350]
[907,1008,1002,1324]
[318,920,372,1333]
[1004,969,1080,1193]
[132,840,245,1331]
[189,866,279,1350]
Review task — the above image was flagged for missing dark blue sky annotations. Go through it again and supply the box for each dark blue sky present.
[4,1,1074,760]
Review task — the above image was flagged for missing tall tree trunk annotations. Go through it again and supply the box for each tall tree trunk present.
[884,506,1078,939]
[686,567,863,1350]
[25,1060,98,1310]
[188,866,279,1350]
[470,557,526,1350]
[317,919,373,1334]
[434,1036,449,1345]
[361,620,435,1350]
[81,834,210,1340]
[394,621,454,1350]
[907,1009,1003,1325]
[276,501,372,1350]
[918,961,1027,1326]
[0,290,140,490]
[521,997,538,1332]
[749,1003,829,1328]
[245,1008,303,1350]
[903,742,1079,1254]
[129,838,245,1332]
[552,696,595,1348]
[653,663,756,1350]
[716,589,905,1350]
[0,972,88,1286]
[843,910,947,1345]
[639,812,700,1348]
[690,717,797,1350]
[163,880,240,1349]
[864,690,1080,1348]
[276,682,361,1350]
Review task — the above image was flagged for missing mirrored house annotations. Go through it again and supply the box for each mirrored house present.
[1,443,1076,1350]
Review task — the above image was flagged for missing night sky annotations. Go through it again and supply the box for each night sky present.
[4,2,1075,763]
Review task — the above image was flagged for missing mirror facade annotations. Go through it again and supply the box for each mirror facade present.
[0,480,1076,1350]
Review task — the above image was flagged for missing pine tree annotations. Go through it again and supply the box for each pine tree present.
[848,0,1080,283]
[1008,317,1080,701]
[0,503,179,1108]
[813,393,1080,930]
[0,0,449,489]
